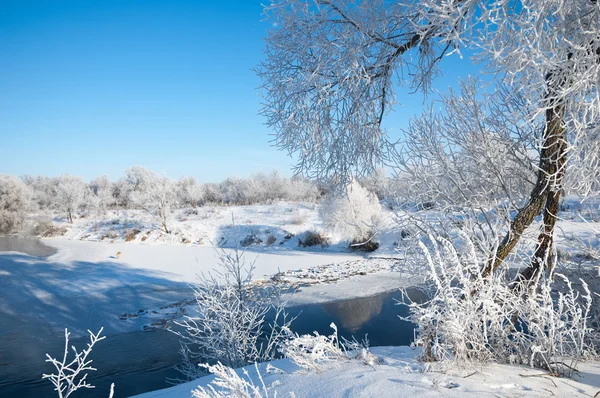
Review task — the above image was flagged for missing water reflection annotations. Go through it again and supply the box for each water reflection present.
[0,236,57,257]
[323,294,383,332]
[285,288,429,347]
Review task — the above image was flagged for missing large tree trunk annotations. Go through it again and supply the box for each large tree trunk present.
[483,89,567,284]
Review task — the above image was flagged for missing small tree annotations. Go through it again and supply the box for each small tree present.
[125,167,178,233]
[55,174,86,223]
[319,180,382,245]
[0,175,32,234]
[43,328,114,398]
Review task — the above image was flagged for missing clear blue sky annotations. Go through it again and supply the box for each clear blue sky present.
[0,0,481,182]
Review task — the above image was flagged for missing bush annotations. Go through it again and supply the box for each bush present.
[403,233,597,375]
[27,216,67,238]
[172,244,293,381]
[0,175,32,234]
[298,230,330,248]
[125,229,141,242]
[319,180,382,242]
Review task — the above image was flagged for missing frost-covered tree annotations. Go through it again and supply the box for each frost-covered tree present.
[258,0,600,283]
[125,167,177,233]
[178,176,204,208]
[55,175,87,223]
[22,175,57,211]
[0,175,32,234]
[88,175,114,216]
[320,180,382,244]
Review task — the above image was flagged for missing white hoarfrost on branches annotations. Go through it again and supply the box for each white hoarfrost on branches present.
[0,174,32,234]
[42,328,114,398]
[125,166,178,233]
[191,363,276,398]
[319,180,382,245]
[279,323,348,372]
[259,0,600,284]
[259,0,600,187]
[179,176,205,209]
[172,242,293,381]
[88,175,114,217]
[395,80,537,210]
[55,174,87,224]
[403,233,597,375]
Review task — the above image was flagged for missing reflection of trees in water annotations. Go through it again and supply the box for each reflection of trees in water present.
[323,294,383,333]
[322,288,430,334]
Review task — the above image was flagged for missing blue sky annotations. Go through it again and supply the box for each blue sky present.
[1,0,481,182]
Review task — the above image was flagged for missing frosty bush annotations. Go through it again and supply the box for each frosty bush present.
[43,328,114,398]
[319,180,382,245]
[279,323,348,372]
[192,363,276,398]
[0,174,31,234]
[172,244,293,381]
[404,233,596,375]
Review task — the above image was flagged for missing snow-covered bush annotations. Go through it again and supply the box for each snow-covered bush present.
[192,363,275,398]
[0,174,32,234]
[43,328,114,398]
[279,323,348,372]
[172,244,293,380]
[55,174,87,223]
[404,233,596,375]
[125,167,178,233]
[319,180,382,245]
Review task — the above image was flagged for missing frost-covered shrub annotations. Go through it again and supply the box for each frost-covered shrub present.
[28,216,67,237]
[280,323,377,372]
[404,234,596,375]
[43,328,114,398]
[0,174,32,234]
[172,245,292,381]
[55,174,87,223]
[280,323,348,372]
[192,363,275,398]
[319,180,382,243]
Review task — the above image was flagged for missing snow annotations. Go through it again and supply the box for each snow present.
[3,201,599,397]
[134,346,600,397]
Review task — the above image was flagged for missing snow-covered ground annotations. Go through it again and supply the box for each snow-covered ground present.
[3,200,600,397]
[49,201,398,254]
[135,346,600,398]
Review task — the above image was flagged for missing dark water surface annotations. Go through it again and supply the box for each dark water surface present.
[0,290,424,398]
[0,236,57,257]
[0,237,425,397]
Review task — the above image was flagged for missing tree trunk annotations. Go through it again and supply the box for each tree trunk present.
[483,90,567,284]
